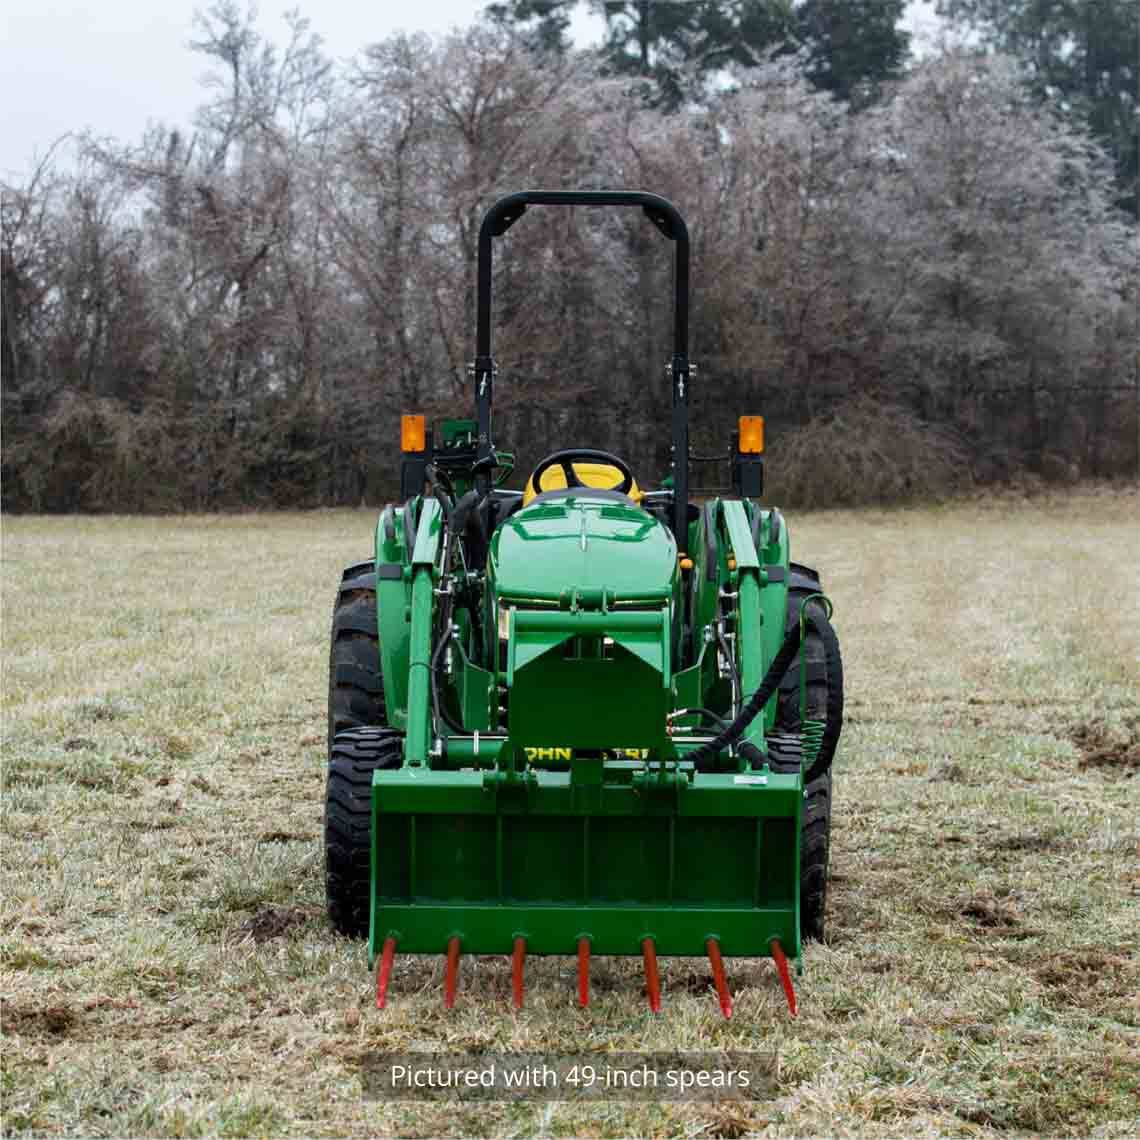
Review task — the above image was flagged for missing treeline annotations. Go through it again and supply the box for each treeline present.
[1,2,1136,512]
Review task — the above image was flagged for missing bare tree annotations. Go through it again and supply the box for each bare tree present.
[2,19,1134,512]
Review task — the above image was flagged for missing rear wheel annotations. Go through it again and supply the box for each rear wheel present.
[325,727,402,938]
[328,561,385,750]
[777,565,844,784]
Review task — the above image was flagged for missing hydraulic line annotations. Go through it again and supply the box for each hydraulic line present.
[427,489,467,740]
[668,706,731,731]
[686,622,805,770]
[715,621,741,721]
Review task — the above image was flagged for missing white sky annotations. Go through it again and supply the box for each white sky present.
[1,1,945,182]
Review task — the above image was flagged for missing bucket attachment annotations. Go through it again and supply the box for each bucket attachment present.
[368,754,803,1012]
[364,503,820,1013]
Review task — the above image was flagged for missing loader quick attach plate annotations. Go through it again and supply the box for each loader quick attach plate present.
[368,763,802,960]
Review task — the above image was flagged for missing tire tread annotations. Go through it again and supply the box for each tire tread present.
[325,726,402,937]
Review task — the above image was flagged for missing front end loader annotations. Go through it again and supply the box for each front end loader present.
[324,191,844,1017]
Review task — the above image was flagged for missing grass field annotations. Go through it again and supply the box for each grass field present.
[2,485,1138,1137]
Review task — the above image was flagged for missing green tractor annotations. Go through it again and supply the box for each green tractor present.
[324,191,843,1016]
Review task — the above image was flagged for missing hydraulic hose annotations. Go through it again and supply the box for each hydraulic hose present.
[685,621,805,771]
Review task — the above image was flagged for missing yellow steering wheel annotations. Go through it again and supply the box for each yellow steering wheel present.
[523,448,643,506]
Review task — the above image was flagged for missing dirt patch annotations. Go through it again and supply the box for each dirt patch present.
[1070,722,1139,773]
[987,830,1070,853]
[670,970,720,997]
[887,761,927,776]
[258,829,314,844]
[1034,948,1138,1019]
[959,889,1021,931]
[238,905,313,943]
[693,1105,757,1138]
[862,956,894,974]
[2,998,78,1038]
[1081,741,1140,771]
[928,761,968,783]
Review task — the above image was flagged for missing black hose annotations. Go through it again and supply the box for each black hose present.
[429,621,466,735]
[429,622,449,733]
[447,488,489,640]
[427,463,457,507]
[669,706,731,731]
[450,488,489,571]
[449,488,482,535]
[686,622,805,771]
[427,494,467,738]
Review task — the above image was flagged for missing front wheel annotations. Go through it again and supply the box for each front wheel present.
[767,733,831,942]
[325,727,402,938]
[769,563,843,943]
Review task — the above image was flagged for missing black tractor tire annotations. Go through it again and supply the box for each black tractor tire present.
[777,564,844,785]
[767,563,843,943]
[328,561,385,751]
[325,726,403,938]
[767,733,831,942]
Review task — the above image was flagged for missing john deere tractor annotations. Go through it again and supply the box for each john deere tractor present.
[324,191,843,1016]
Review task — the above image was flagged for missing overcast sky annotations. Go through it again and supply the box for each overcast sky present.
[2,1,944,182]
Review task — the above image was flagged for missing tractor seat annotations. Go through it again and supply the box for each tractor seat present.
[522,458,644,506]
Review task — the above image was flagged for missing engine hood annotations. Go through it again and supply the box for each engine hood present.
[489,493,677,603]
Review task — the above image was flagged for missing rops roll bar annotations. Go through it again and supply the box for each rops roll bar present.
[473,190,692,542]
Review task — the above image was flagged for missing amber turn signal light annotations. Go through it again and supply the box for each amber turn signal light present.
[400,414,426,453]
[738,415,764,454]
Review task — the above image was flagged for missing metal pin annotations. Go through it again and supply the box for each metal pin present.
[512,936,526,1009]
[642,937,662,1013]
[770,938,797,1017]
[444,936,461,1009]
[577,937,590,1008]
[705,938,733,1019]
[375,936,397,1009]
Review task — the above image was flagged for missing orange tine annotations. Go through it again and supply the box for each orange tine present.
[577,937,591,1008]
[705,938,733,1019]
[375,936,397,1009]
[769,938,797,1017]
[641,937,662,1014]
[512,936,526,1010]
[444,936,461,1009]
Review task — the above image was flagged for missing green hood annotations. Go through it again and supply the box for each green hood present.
[489,493,677,603]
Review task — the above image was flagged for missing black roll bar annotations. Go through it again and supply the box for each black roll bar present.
[473,190,692,545]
